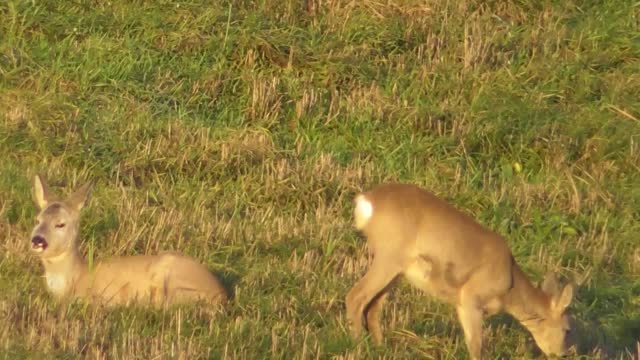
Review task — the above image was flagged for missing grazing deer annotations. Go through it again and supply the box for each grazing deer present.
[30,175,228,307]
[346,183,575,359]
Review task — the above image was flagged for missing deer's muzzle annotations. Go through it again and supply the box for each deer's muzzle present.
[31,235,48,252]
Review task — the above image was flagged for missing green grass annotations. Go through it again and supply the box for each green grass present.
[1,0,639,358]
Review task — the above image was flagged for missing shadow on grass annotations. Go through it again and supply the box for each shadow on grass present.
[572,316,640,359]
[212,268,239,301]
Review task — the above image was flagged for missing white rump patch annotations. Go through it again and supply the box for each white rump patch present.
[354,195,373,230]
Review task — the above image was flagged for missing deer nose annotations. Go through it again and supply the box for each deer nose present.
[31,235,48,250]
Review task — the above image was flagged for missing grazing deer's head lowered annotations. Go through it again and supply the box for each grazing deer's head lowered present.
[30,175,228,307]
[345,183,575,359]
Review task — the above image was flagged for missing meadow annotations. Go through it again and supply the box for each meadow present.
[1,0,639,358]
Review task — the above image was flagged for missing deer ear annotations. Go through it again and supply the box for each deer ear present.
[34,175,51,209]
[67,180,94,211]
[552,283,574,315]
[541,272,561,296]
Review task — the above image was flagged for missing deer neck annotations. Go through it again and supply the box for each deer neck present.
[41,247,87,298]
[502,263,551,329]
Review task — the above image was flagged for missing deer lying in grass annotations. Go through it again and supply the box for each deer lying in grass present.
[30,175,228,307]
[346,183,575,359]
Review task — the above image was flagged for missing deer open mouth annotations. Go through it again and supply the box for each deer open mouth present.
[31,236,48,252]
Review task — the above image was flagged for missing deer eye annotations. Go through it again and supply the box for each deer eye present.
[55,223,66,228]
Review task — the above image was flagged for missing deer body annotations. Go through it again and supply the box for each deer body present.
[346,183,574,359]
[30,176,228,307]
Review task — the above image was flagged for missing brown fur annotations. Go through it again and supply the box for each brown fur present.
[30,175,228,307]
[346,183,574,359]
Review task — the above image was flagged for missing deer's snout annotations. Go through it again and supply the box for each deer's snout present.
[31,235,48,251]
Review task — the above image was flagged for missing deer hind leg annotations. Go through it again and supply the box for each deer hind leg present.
[160,268,207,304]
[166,279,200,304]
[161,257,226,305]
[346,257,401,340]
[364,283,393,345]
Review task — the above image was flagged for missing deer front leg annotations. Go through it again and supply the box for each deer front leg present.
[456,291,485,360]
[346,258,400,340]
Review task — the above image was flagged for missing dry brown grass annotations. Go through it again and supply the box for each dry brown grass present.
[1,0,638,358]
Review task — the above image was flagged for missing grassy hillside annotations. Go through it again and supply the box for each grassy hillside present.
[1,0,639,358]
